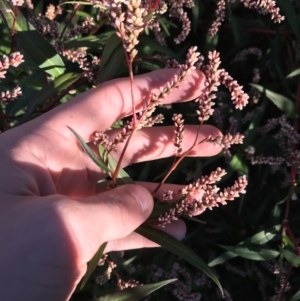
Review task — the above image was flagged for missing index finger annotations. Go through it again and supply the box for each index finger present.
[35,69,205,141]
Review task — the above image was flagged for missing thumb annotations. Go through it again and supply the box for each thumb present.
[66,184,153,262]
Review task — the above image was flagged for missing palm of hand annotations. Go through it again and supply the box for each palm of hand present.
[0,69,221,301]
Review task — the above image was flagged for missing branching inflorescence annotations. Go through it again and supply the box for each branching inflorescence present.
[5,0,254,227]
[4,0,298,299]
[208,0,285,38]
[246,116,300,182]
[91,43,248,226]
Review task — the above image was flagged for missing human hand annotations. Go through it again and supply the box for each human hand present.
[0,69,222,301]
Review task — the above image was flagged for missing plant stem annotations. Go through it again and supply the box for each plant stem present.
[60,4,81,40]
[152,123,204,194]
[128,57,137,127]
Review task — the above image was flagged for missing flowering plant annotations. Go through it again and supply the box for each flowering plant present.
[0,0,299,300]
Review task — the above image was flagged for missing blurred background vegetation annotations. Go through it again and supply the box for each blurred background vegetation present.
[0,0,300,300]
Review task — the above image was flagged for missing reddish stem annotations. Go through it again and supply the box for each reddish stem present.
[152,124,204,194]
[60,4,82,40]
[0,106,11,131]
[278,264,293,301]
[9,6,17,52]
[150,0,160,9]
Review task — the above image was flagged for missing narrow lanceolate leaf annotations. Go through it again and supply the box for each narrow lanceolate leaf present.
[250,84,296,118]
[69,127,110,173]
[80,242,107,289]
[182,215,206,224]
[228,154,248,177]
[95,279,177,301]
[218,245,279,261]
[96,33,125,84]
[282,235,295,249]
[102,146,134,185]
[136,226,223,295]
[21,73,80,122]
[276,0,300,43]
[6,68,46,115]
[64,32,114,49]
[282,249,300,268]
[0,0,65,78]
[286,68,300,78]
[209,225,280,267]
[59,1,107,10]
[290,290,300,301]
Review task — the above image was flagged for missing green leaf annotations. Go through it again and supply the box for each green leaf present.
[104,149,135,185]
[229,154,248,175]
[276,0,300,43]
[229,13,241,45]
[96,33,125,83]
[135,60,161,71]
[64,31,114,49]
[287,68,300,78]
[99,33,122,69]
[191,0,200,35]
[0,0,65,78]
[96,143,134,185]
[282,235,295,249]
[290,290,300,301]
[182,215,206,224]
[21,73,80,122]
[64,35,103,49]
[209,225,280,266]
[250,84,296,118]
[6,68,46,115]
[218,245,279,261]
[158,16,171,36]
[59,1,107,10]
[221,154,248,183]
[80,242,107,289]
[96,279,177,301]
[282,249,300,268]
[122,256,137,267]
[69,127,110,173]
[208,250,237,267]
[66,9,91,19]
[139,36,178,59]
[136,225,223,295]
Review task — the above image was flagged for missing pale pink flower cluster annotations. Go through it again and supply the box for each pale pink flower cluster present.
[11,0,24,6]
[147,0,194,45]
[45,4,62,20]
[242,0,285,23]
[109,0,147,60]
[0,87,22,104]
[0,53,24,104]
[208,0,284,37]
[172,114,185,156]
[0,52,24,79]
[158,168,247,227]
[219,70,249,109]
[196,51,248,124]
[208,0,226,38]
[209,133,244,149]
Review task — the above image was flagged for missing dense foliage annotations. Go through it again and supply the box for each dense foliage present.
[0,0,299,300]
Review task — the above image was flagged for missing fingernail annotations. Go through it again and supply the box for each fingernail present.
[129,186,152,213]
